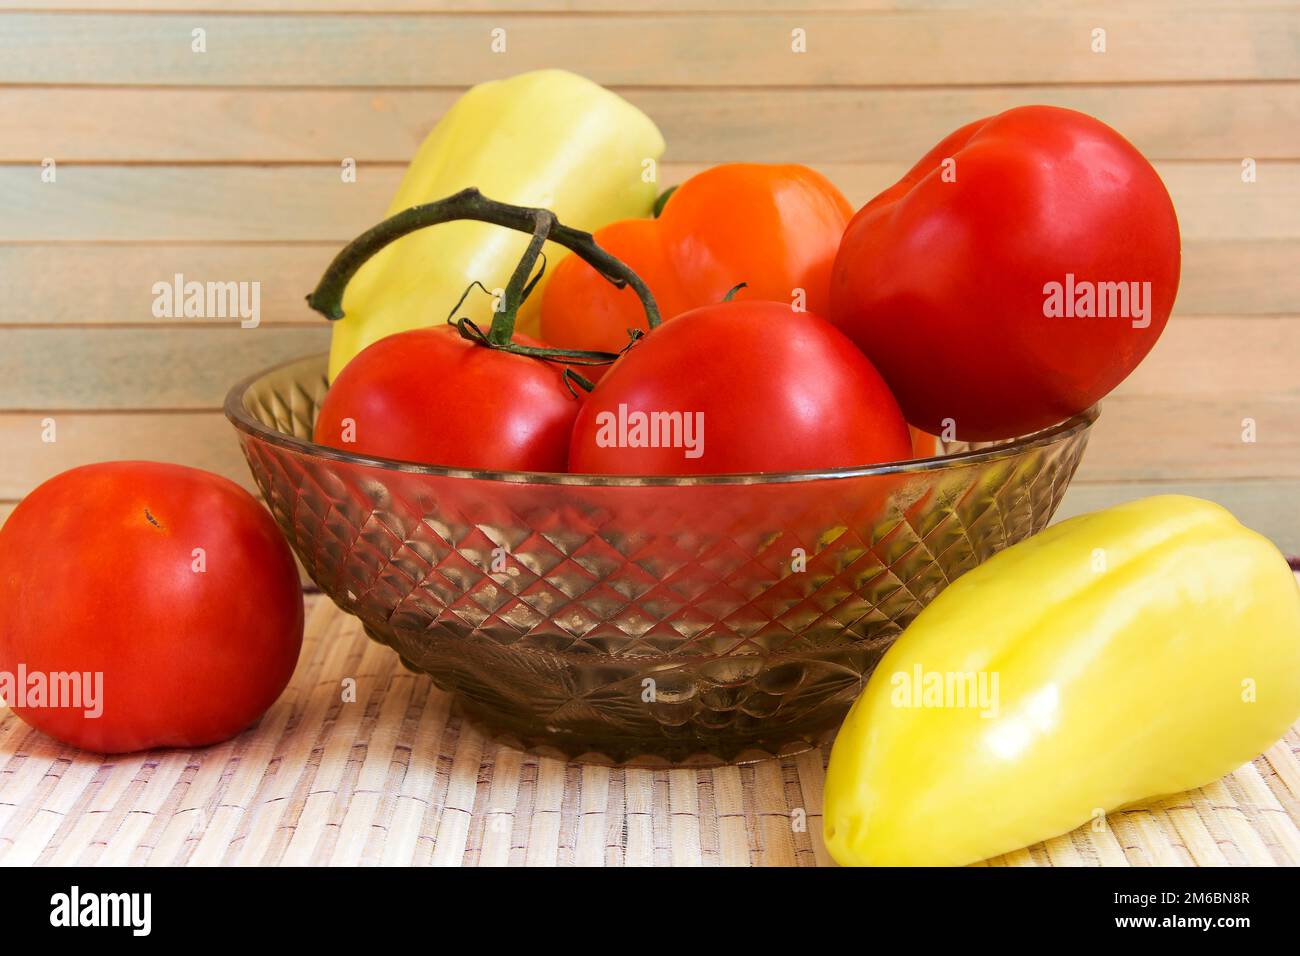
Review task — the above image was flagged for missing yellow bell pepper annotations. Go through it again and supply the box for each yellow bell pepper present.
[327,69,665,380]
[824,495,1300,867]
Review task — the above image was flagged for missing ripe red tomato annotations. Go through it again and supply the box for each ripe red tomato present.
[314,325,579,470]
[0,462,303,753]
[829,105,1181,441]
[569,301,912,475]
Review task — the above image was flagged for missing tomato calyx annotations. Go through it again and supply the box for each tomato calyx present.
[722,282,748,302]
[306,188,662,385]
[450,314,609,395]
[652,185,677,218]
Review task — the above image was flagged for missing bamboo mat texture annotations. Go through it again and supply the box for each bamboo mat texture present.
[1,591,1298,867]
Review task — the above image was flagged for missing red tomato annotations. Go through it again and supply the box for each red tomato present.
[314,325,579,471]
[569,301,912,475]
[0,462,303,753]
[829,106,1181,440]
[540,163,853,378]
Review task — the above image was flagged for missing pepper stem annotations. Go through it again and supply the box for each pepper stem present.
[306,188,661,350]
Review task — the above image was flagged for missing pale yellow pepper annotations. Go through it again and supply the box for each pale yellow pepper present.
[824,495,1300,867]
[328,69,665,379]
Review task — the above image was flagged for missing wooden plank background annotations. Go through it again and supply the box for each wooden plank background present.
[1,1,1298,551]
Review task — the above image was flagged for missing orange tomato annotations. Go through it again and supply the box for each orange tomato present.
[909,426,939,459]
[539,163,853,374]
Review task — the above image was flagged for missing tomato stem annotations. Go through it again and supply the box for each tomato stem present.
[490,209,554,345]
[306,188,662,350]
[451,318,624,366]
[561,368,597,397]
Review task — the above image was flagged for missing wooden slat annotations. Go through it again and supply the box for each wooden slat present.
[1056,480,1300,555]
[0,390,1294,498]
[0,313,1293,404]
[2,162,1294,242]
[1113,316,1299,399]
[0,316,1294,453]
[1,164,391,242]
[0,326,329,409]
[1,11,1296,87]
[0,1,1020,10]
[1,245,331,325]
[1179,241,1300,316]
[4,0,1294,11]
[1078,396,1299,482]
[9,1,1293,11]
[0,412,256,498]
[0,391,1292,501]
[4,240,1296,326]
[5,84,1298,163]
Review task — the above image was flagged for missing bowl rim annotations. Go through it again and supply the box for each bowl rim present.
[224,353,1099,488]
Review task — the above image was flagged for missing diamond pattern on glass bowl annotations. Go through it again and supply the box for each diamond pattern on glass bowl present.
[226,354,1094,767]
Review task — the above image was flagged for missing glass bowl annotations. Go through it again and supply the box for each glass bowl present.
[225,354,1095,766]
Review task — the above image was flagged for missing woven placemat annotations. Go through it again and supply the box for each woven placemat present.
[1,590,1298,867]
